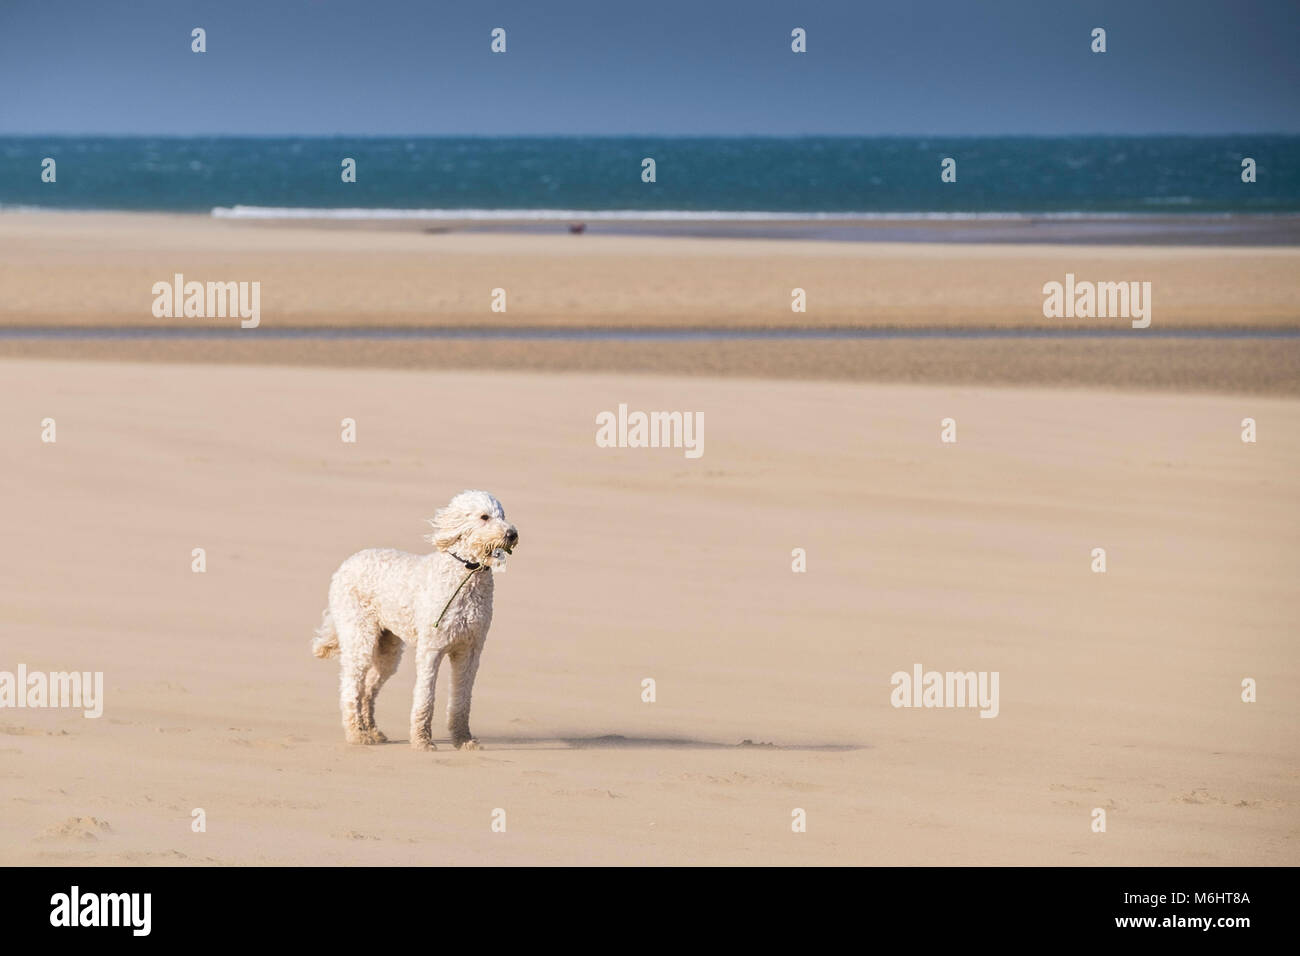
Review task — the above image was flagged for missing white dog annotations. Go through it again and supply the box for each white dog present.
[312,490,518,750]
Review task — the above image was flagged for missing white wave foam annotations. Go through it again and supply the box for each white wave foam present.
[210,205,1237,223]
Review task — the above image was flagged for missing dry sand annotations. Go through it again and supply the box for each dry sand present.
[1,359,1296,865]
[2,212,1298,329]
[5,336,1297,396]
[3,211,1298,395]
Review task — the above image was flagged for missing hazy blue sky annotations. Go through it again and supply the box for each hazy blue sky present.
[1,0,1297,135]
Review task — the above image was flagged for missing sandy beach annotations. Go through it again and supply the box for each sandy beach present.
[3,212,1298,330]
[1,358,1296,866]
[0,209,1297,866]
[3,211,1298,396]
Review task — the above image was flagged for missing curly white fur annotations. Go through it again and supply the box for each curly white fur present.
[312,490,518,751]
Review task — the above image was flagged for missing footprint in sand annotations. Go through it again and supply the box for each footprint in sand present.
[38,816,112,842]
[122,849,190,862]
[551,788,625,799]
[335,830,380,841]
[1,725,67,737]
[1174,789,1280,808]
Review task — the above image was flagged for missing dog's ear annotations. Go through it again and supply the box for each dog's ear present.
[426,512,460,551]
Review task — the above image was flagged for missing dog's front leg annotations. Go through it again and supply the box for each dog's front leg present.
[409,637,445,751]
[446,641,484,750]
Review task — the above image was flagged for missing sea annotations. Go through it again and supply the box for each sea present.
[1,135,1297,220]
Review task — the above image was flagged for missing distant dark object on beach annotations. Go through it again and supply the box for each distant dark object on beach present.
[569,222,586,234]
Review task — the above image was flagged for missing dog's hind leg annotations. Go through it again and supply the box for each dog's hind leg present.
[409,635,446,751]
[333,607,384,745]
[361,631,403,743]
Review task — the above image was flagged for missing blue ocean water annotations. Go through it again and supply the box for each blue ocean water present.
[1,136,1296,216]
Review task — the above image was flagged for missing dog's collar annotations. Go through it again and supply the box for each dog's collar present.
[448,552,482,571]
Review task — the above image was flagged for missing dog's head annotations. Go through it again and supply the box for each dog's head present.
[427,489,518,565]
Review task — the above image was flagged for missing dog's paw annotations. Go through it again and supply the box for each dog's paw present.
[455,738,482,751]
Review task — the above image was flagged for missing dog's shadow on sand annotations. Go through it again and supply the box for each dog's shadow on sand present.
[434,734,864,752]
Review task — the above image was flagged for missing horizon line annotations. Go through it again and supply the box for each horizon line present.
[4,130,1300,140]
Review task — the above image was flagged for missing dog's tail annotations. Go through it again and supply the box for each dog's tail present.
[312,609,340,659]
